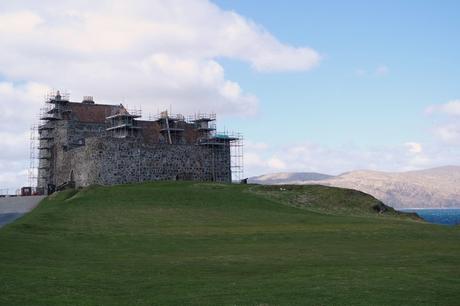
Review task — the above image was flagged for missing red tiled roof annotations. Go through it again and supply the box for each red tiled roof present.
[137,120,160,144]
[68,102,125,123]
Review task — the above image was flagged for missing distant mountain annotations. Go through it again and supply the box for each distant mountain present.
[249,166,460,209]
[248,172,334,185]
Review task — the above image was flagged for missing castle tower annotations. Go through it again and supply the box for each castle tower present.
[37,91,71,193]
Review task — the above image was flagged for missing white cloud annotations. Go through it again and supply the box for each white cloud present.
[405,142,423,154]
[0,11,43,33]
[0,0,320,189]
[245,140,269,151]
[0,82,49,133]
[244,153,287,173]
[426,100,460,116]
[244,152,266,168]
[0,82,47,190]
[244,140,459,177]
[425,100,460,145]
[434,124,460,144]
[0,1,320,117]
[0,159,29,193]
[267,157,287,170]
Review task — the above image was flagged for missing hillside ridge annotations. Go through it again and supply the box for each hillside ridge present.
[249,166,460,208]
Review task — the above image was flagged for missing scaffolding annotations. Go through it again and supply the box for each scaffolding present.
[186,113,217,123]
[198,131,244,182]
[28,90,245,186]
[34,90,69,191]
[229,132,244,182]
[106,106,142,138]
[43,90,72,120]
[187,113,217,141]
[38,90,72,122]
[152,110,186,144]
[150,110,243,182]
[28,124,39,188]
[45,90,70,103]
[125,106,142,118]
[40,104,61,121]
[151,110,185,121]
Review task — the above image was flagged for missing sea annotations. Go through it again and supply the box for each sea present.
[400,208,460,226]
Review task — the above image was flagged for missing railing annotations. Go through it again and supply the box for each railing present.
[196,122,217,131]
[187,113,216,122]
[0,188,11,196]
[126,108,142,118]
[150,111,184,121]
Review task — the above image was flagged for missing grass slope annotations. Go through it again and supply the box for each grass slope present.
[249,184,420,218]
[0,182,459,305]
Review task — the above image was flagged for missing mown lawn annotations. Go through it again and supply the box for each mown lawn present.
[0,182,459,305]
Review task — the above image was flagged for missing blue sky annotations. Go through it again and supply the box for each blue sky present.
[0,0,459,189]
[216,0,460,146]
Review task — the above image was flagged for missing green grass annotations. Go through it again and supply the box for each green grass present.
[0,182,459,305]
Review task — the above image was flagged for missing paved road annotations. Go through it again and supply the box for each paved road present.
[0,196,45,228]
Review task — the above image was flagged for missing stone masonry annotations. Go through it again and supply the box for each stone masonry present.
[37,92,236,191]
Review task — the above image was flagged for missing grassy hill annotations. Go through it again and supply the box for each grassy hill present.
[0,182,459,305]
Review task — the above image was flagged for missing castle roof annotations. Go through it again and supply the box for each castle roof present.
[68,102,125,123]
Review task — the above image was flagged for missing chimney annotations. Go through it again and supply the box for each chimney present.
[82,96,95,104]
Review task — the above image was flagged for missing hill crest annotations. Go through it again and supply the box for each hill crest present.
[249,166,460,208]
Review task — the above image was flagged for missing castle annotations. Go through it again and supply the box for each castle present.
[36,91,241,193]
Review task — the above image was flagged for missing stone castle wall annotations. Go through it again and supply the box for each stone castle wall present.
[38,120,108,189]
[37,99,235,190]
[57,137,231,187]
